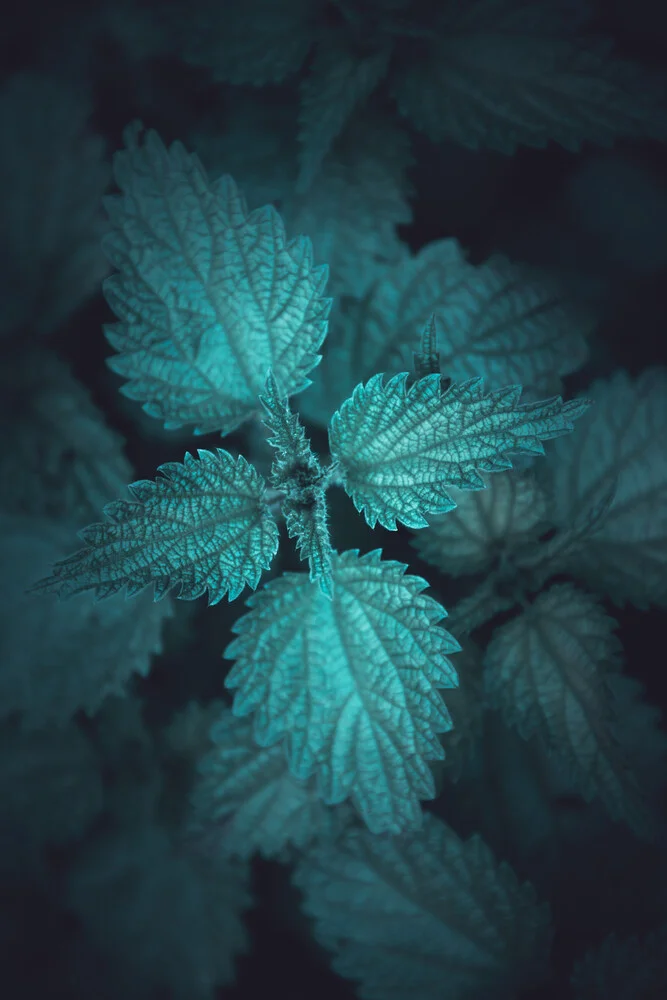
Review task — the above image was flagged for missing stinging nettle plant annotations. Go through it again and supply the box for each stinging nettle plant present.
[31,122,592,838]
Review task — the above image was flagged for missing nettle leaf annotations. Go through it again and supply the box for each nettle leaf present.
[329,372,590,530]
[299,239,471,428]
[103,124,331,436]
[190,705,352,860]
[285,112,412,299]
[224,549,460,834]
[411,471,549,577]
[31,449,279,605]
[433,255,591,392]
[293,814,552,1000]
[297,33,392,191]
[299,244,590,429]
[259,371,334,596]
[484,583,663,840]
[182,0,322,85]
[571,924,667,1000]
[392,0,667,153]
[546,369,667,608]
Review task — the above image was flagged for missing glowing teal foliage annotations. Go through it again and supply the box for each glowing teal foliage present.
[293,813,552,1000]
[546,369,667,608]
[329,370,591,530]
[224,549,460,834]
[191,705,351,860]
[30,449,279,604]
[411,471,548,578]
[484,583,665,840]
[259,371,334,596]
[571,925,667,1000]
[392,0,667,152]
[296,33,391,191]
[300,244,591,429]
[102,124,331,435]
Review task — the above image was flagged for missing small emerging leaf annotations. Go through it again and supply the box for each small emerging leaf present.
[259,371,334,596]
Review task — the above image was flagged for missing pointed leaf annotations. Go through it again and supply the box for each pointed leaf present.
[225,549,460,834]
[103,125,331,435]
[393,1,667,153]
[433,255,591,391]
[293,814,552,1000]
[329,372,591,530]
[546,369,667,608]
[484,583,664,839]
[30,449,279,605]
[297,35,391,190]
[190,705,352,860]
[183,0,320,85]
[411,471,548,577]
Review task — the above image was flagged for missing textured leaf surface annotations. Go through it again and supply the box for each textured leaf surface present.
[484,584,663,839]
[411,471,548,577]
[546,369,667,608]
[392,0,667,153]
[300,243,590,429]
[432,255,591,390]
[286,113,412,298]
[3,515,169,728]
[299,241,470,428]
[259,371,333,595]
[329,373,590,530]
[293,814,552,1000]
[31,450,279,604]
[0,349,132,527]
[297,34,392,190]
[103,125,331,435]
[183,0,320,84]
[192,105,411,306]
[225,549,459,834]
[190,706,351,860]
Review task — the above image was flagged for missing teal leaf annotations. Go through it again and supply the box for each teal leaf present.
[432,255,591,392]
[293,814,552,1000]
[392,1,667,153]
[412,313,440,380]
[3,514,170,729]
[484,583,665,840]
[103,124,331,436]
[285,112,412,298]
[329,372,591,530]
[411,471,548,577]
[299,244,590,429]
[183,0,320,85]
[30,449,279,605]
[190,705,352,860]
[299,240,470,429]
[224,549,460,834]
[297,34,392,191]
[259,371,334,596]
[571,925,667,1000]
[546,369,667,608]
